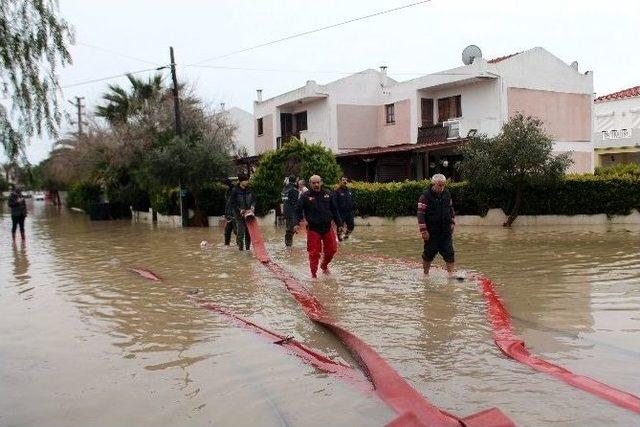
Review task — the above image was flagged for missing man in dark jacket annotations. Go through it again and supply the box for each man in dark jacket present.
[417,174,455,276]
[228,174,256,251]
[8,185,27,242]
[332,176,355,241]
[223,178,237,246]
[281,174,299,247]
[295,175,343,279]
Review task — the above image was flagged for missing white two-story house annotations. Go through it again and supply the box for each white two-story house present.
[254,47,593,181]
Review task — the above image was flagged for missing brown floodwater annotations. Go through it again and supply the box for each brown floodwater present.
[1,202,639,426]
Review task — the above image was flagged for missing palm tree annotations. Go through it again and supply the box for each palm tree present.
[95,73,167,126]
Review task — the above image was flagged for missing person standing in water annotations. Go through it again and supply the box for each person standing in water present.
[223,178,237,246]
[332,176,355,241]
[228,174,256,251]
[295,175,342,279]
[281,175,299,247]
[417,174,456,276]
[8,185,27,242]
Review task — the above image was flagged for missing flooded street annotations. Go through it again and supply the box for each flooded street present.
[1,202,639,426]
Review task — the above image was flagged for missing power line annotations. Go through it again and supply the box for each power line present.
[60,66,168,89]
[190,0,432,66]
[76,41,161,66]
[188,64,478,77]
[55,2,432,92]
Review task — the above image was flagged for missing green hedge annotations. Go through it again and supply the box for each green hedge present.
[349,176,640,218]
[67,181,102,212]
[149,183,227,216]
[150,187,180,215]
[594,163,640,178]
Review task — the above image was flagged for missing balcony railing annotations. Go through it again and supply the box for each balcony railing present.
[417,124,449,143]
[277,132,300,149]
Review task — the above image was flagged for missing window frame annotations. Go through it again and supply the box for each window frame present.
[385,103,395,124]
[257,117,264,136]
[437,95,462,123]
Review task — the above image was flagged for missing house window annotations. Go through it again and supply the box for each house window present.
[294,111,307,132]
[257,118,264,136]
[421,98,434,126]
[385,103,395,124]
[437,95,462,123]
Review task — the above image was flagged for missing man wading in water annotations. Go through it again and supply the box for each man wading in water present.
[228,173,256,251]
[8,185,27,242]
[332,176,355,241]
[417,174,456,276]
[281,175,299,247]
[295,175,343,279]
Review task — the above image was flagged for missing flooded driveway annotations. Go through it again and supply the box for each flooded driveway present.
[1,202,639,426]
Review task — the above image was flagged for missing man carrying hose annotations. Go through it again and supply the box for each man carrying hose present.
[417,174,456,276]
[295,175,343,279]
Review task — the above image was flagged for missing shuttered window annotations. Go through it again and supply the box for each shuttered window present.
[437,95,462,122]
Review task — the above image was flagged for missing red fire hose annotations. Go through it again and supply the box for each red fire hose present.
[128,268,371,393]
[244,219,514,427]
[337,251,640,415]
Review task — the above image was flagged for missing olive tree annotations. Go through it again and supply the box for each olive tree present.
[458,113,572,226]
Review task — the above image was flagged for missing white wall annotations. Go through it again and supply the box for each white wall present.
[427,79,502,138]
[227,107,255,156]
[494,47,593,95]
[254,70,388,153]
[594,97,640,132]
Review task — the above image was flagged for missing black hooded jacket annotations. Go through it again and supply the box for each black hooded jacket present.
[296,189,342,234]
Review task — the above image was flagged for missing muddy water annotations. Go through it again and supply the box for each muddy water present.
[1,203,639,426]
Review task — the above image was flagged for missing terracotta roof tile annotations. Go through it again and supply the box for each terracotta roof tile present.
[487,52,522,63]
[336,139,464,158]
[594,86,640,102]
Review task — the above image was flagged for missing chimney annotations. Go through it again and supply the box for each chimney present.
[219,102,225,111]
[256,89,263,102]
[379,65,388,87]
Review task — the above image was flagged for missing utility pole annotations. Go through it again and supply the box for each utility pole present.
[169,46,188,227]
[170,47,183,136]
[68,96,86,137]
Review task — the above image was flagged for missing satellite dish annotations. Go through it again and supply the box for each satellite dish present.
[462,45,483,65]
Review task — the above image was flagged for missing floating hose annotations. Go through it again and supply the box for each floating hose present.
[127,267,371,393]
[245,219,514,427]
[337,251,640,415]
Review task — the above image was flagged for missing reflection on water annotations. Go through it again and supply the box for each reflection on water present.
[1,203,639,426]
[12,240,31,294]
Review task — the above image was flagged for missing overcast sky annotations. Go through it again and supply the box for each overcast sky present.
[10,0,640,164]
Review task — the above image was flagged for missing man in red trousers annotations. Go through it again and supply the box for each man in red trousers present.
[294,175,343,279]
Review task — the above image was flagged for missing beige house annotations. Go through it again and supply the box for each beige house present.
[254,47,593,181]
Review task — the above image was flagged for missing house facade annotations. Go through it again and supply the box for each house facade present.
[226,107,255,157]
[254,47,594,182]
[593,86,640,167]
